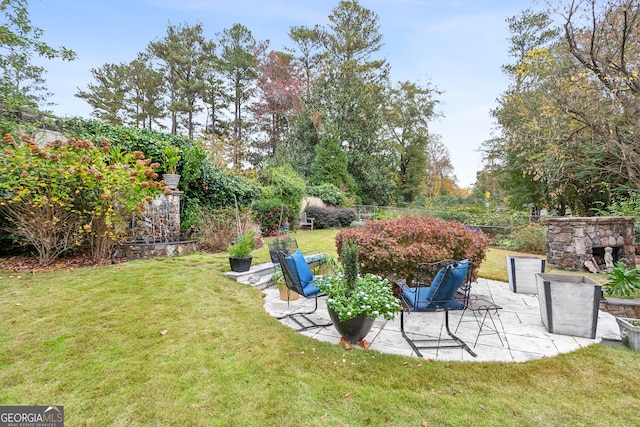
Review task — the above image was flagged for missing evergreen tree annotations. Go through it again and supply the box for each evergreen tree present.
[126,52,165,130]
[217,23,258,169]
[315,0,392,204]
[382,80,441,203]
[310,125,355,192]
[148,21,215,138]
[76,63,129,125]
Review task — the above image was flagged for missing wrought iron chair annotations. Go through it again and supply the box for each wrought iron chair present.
[275,249,332,331]
[268,237,298,264]
[396,259,477,357]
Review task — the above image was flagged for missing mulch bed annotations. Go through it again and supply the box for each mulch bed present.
[0,252,123,273]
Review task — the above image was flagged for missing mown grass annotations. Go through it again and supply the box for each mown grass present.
[1,230,639,426]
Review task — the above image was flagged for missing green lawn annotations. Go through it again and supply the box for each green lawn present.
[1,229,639,426]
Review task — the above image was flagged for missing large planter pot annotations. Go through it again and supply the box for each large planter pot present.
[228,256,253,273]
[535,273,601,339]
[616,317,640,351]
[327,307,375,344]
[162,173,181,190]
[506,255,546,294]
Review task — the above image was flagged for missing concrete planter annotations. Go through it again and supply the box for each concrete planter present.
[616,317,640,351]
[506,256,546,294]
[162,173,181,190]
[535,273,601,339]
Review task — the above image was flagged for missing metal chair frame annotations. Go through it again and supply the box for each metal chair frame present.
[275,249,332,331]
[397,260,477,358]
[268,237,298,264]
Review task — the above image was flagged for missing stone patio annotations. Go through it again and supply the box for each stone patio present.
[259,277,622,362]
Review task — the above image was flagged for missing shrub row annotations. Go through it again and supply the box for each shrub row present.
[336,216,490,283]
[304,206,356,229]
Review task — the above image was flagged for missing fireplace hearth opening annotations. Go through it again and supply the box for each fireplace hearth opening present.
[592,246,619,271]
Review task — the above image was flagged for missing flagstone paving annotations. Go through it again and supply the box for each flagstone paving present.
[261,278,622,362]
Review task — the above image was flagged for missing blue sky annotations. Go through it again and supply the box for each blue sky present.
[28,0,542,188]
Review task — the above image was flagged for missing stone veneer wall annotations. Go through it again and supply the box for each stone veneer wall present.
[542,216,636,270]
[600,297,640,318]
[118,240,199,260]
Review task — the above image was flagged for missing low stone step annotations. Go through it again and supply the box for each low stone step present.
[224,253,325,286]
[246,274,274,290]
[224,262,276,284]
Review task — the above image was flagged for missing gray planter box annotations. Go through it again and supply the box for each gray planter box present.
[535,273,601,339]
[507,256,546,294]
[616,317,640,351]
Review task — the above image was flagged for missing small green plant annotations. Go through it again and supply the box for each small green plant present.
[317,241,402,322]
[370,209,398,220]
[604,261,640,298]
[163,145,181,174]
[342,241,359,296]
[227,231,256,258]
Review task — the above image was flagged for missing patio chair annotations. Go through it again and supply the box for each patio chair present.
[268,237,298,264]
[396,259,477,357]
[275,249,332,331]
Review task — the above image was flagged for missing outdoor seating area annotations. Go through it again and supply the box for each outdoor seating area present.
[396,259,477,357]
[255,266,621,362]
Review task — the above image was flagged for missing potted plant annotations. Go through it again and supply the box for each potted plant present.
[316,241,401,348]
[162,145,181,189]
[604,261,640,350]
[227,231,256,272]
[272,268,300,301]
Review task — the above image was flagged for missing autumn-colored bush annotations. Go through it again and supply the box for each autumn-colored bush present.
[335,216,489,283]
[0,134,163,265]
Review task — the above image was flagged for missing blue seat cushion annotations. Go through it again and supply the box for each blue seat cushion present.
[284,249,320,297]
[403,260,469,310]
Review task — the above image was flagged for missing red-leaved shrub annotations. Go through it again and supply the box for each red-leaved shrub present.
[335,216,489,283]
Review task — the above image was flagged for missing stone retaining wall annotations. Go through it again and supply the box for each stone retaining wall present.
[118,240,199,260]
[600,297,640,318]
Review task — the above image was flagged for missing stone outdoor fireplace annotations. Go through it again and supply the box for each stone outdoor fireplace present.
[542,216,636,271]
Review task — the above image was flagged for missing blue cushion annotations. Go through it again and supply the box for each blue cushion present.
[284,249,320,297]
[403,260,469,310]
